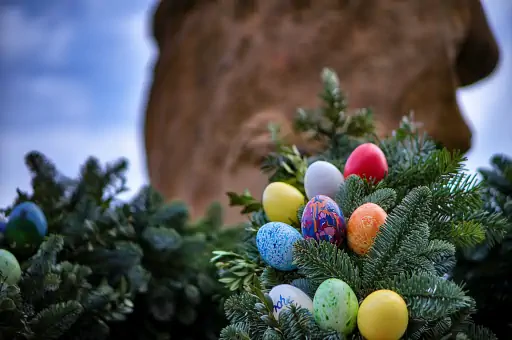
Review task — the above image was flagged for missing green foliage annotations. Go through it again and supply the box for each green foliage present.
[212,68,506,339]
[451,154,512,339]
[0,152,242,339]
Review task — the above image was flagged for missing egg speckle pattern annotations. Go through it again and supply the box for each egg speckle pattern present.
[256,222,303,271]
[301,195,346,246]
[313,278,359,335]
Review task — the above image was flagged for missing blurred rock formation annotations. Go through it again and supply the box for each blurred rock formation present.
[144,0,499,224]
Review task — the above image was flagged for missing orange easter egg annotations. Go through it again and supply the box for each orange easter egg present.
[347,203,387,255]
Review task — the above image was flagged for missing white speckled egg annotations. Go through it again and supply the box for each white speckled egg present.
[256,222,303,271]
[269,284,313,319]
[304,161,344,199]
[313,278,359,335]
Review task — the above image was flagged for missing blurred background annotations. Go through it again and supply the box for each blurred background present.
[0,0,511,208]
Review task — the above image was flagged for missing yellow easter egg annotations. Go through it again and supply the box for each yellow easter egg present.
[262,182,305,224]
[357,290,409,340]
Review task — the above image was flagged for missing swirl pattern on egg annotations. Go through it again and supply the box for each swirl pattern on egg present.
[301,195,346,246]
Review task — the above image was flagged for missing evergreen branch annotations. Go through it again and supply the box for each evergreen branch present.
[465,210,509,247]
[456,323,498,340]
[361,188,397,212]
[293,240,361,293]
[362,187,432,284]
[260,267,302,291]
[290,278,314,299]
[28,301,84,339]
[262,328,283,340]
[279,305,317,339]
[377,273,473,320]
[431,220,486,250]
[219,323,252,340]
[430,172,482,217]
[335,176,369,218]
[223,292,268,338]
[407,317,452,340]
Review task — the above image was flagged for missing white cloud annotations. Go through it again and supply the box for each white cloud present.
[0,125,148,208]
[0,5,74,66]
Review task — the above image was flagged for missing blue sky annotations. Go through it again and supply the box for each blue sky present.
[0,0,511,207]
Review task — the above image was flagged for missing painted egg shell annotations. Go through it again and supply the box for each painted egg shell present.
[6,201,48,237]
[301,195,346,246]
[0,249,22,285]
[256,222,303,271]
[304,161,344,200]
[269,284,313,319]
[313,278,359,335]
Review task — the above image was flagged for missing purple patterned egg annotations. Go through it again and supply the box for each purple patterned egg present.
[301,195,346,246]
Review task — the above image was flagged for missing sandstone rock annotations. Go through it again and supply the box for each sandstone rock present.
[145,0,499,224]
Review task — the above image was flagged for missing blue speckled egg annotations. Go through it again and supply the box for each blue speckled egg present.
[256,222,303,271]
[301,195,346,246]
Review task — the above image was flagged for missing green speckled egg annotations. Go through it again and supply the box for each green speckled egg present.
[0,249,21,285]
[313,278,358,335]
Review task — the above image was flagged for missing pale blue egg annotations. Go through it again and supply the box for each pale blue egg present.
[256,222,303,271]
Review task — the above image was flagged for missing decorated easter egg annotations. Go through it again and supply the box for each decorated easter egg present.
[357,290,409,340]
[269,284,313,319]
[347,203,387,255]
[304,161,344,199]
[6,202,48,246]
[0,249,22,285]
[301,195,346,246]
[262,182,305,224]
[313,278,358,335]
[344,143,388,184]
[256,222,303,271]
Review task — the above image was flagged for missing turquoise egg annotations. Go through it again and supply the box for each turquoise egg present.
[6,202,48,245]
[256,222,303,271]
[313,278,358,335]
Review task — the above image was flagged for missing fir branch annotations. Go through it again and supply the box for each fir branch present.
[456,323,498,340]
[28,301,84,339]
[335,176,369,218]
[293,240,361,293]
[260,267,302,291]
[223,293,267,338]
[278,305,318,339]
[407,317,452,340]
[431,220,486,250]
[219,323,252,340]
[362,187,432,284]
[361,188,397,212]
[376,273,473,321]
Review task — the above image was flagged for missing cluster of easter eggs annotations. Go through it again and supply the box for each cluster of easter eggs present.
[267,278,409,340]
[256,143,409,338]
[257,143,389,267]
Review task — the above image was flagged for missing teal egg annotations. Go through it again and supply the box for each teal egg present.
[313,278,358,335]
[0,249,21,285]
[6,202,48,246]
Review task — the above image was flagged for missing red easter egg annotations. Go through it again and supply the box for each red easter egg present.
[344,143,388,183]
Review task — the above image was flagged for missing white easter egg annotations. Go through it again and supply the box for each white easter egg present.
[304,161,344,199]
[269,284,313,319]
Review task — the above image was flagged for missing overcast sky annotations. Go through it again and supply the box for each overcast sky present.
[0,0,511,208]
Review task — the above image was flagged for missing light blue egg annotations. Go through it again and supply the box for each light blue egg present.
[256,222,303,271]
